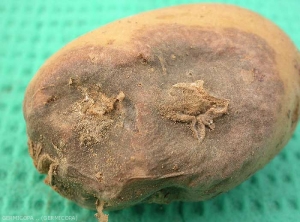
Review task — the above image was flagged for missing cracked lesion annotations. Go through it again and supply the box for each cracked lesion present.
[160,80,229,142]
[68,85,126,146]
[37,154,55,174]
[76,86,125,116]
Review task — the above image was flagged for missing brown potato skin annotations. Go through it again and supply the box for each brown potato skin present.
[23,4,300,211]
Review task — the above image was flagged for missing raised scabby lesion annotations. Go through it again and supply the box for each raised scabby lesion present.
[160,80,229,142]
[68,85,126,146]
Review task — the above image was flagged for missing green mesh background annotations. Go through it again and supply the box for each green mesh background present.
[0,0,299,221]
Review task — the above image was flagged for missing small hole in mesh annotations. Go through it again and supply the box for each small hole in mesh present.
[0,51,5,58]
[0,102,6,111]
[51,200,65,212]
[16,35,26,43]
[193,202,204,216]
[267,174,276,183]
[66,7,74,13]
[20,20,29,28]
[45,35,57,43]
[37,6,46,14]
[19,145,29,156]
[80,6,88,12]
[31,35,40,43]
[252,200,263,212]
[35,22,43,30]
[63,20,73,26]
[288,199,298,210]
[212,197,225,212]
[12,50,22,58]
[216,202,224,212]
[233,200,244,211]
[279,152,287,161]
[69,202,82,213]
[2,34,11,41]
[17,82,27,93]
[6,66,16,76]
[32,173,45,183]
[77,20,86,26]
[1,143,13,156]
[8,122,18,132]
[25,6,32,12]
[0,169,8,180]
[11,104,21,113]
[110,209,122,215]
[15,169,27,182]
[42,51,52,60]
[1,85,13,93]
[283,174,292,183]
[11,5,18,12]
[8,196,23,209]
[131,204,145,215]
[27,52,36,59]
[177,202,184,219]
[49,20,58,27]
[52,6,61,13]
[250,176,258,185]
[5,19,15,27]
[273,200,281,210]
[106,4,116,11]
[34,199,44,210]
[154,205,165,214]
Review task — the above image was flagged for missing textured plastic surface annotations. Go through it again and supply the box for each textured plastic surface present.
[0,0,299,221]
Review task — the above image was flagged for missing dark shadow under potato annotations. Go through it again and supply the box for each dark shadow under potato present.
[23,4,300,221]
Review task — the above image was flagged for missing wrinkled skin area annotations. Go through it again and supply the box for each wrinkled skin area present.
[23,5,300,211]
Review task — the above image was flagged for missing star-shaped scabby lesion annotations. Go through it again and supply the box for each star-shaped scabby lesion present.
[160,80,229,142]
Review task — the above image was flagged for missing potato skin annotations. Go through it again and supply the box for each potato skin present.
[23,4,300,211]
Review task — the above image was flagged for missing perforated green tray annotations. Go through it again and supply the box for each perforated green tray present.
[0,0,299,221]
